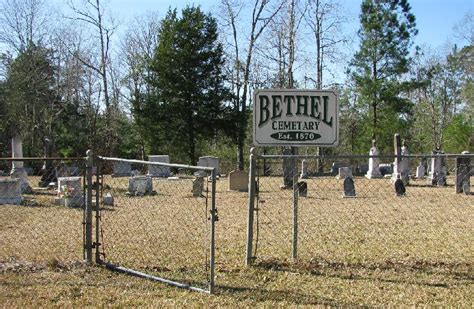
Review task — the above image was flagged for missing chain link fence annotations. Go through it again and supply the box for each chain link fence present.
[95,157,217,293]
[0,157,87,270]
[247,153,473,274]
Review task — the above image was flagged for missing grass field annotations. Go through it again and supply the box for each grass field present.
[1,173,473,307]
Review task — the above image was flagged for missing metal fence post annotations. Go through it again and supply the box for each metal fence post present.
[209,168,217,294]
[85,150,93,264]
[95,159,101,263]
[292,157,299,260]
[246,147,257,266]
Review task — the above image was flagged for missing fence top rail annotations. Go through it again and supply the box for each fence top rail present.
[1,157,85,161]
[98,156,216,172]
[257,153,473,160]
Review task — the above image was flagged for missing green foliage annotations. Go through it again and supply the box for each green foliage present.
[3,44,58,156]
[350,0,418,147]
[443,114,473,153]
[142,6,231,165]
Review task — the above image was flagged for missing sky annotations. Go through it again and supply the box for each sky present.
[104,0,473,49]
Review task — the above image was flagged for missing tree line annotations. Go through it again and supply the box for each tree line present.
[0,0,472,168]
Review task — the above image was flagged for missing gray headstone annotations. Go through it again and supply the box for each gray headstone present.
[197,156,220,176]
[394,178,406,196]
[298,181,307,197]
[379,164,393,176]
[148,155,171,177]
[128,176,153,196]
[462,180,470,195]
[416,165,426,178]
[343,177,356,197]
[103,193,114,206]
[113,161,132,177]
[193,177,204,197]
[455,152,470,194]
[0,178,23,205]
[337,167,352,179]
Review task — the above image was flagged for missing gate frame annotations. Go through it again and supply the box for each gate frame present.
[93,156,217,294]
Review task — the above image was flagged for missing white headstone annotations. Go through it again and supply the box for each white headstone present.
[337,167,352,179]
[300,159,308,179]
[429,150,443,185]
[0,178,23,205]
[366,141,382,179]
[57,176,84,207]
[10,135,32,193]
[399,144,410,184]
[148,155,171,177]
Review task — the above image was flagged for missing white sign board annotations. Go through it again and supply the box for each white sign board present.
[253,89,339,146]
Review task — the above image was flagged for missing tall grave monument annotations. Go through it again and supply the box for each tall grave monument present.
[10,135,32,193]
[365,139,382,179]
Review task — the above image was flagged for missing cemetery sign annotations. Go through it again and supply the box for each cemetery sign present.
[253,89,339,146]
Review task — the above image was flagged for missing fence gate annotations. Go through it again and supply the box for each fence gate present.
[247,152,473,273]
[94,157,217,293]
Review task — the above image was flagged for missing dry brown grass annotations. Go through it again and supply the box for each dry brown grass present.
[1,174,473,307]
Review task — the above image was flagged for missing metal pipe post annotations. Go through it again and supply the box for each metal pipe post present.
[209,168,217,294]
[85,150,93,264]
[246,147,257,266]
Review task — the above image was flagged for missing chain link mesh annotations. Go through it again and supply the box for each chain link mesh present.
[252,154,473,273]
[97,158,214,291]
[0,158,86,270]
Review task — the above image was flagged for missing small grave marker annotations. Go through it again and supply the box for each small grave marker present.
[0,178,23,205]
[193,177,204,197]
[343,177,356,197]
[394,178,406,196]
[229,170,248,191]
[298,181,308,197]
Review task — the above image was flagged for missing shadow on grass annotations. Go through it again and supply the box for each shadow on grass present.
[217,284,362,307]
[252,258,473,287]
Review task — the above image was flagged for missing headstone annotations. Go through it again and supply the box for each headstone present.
[57,176,84,207]
[343,177,356,197]
[229,170,248,191]
[379,163,393,176]
[455,151,470,194]
[0,178,23,205]
[394,178,406,196]
[438,166,447,186]
[337,167,352,179]
[416,164,426,179]
[331,162,342,176]
[39,138,56,187]
[10,135,32,193]
[300,160,308,179]
[429,150,442,185]
[462,180,470,195]
[148,155,171,177]
[128,176,153,196]
[103,193,114,206]
[399,141,410,184]
[391,134,402,184]
[298,181,307,197]
[366,140,382,179]
[357,164,369,176]
[113,161,132,177]
[197,156,220,176]
[193,177,204,197]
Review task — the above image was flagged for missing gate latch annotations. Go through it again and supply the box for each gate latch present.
[209,208,219,222]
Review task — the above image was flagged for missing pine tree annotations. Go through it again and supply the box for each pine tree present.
[350,0,418,145]
[146,7,230,165]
